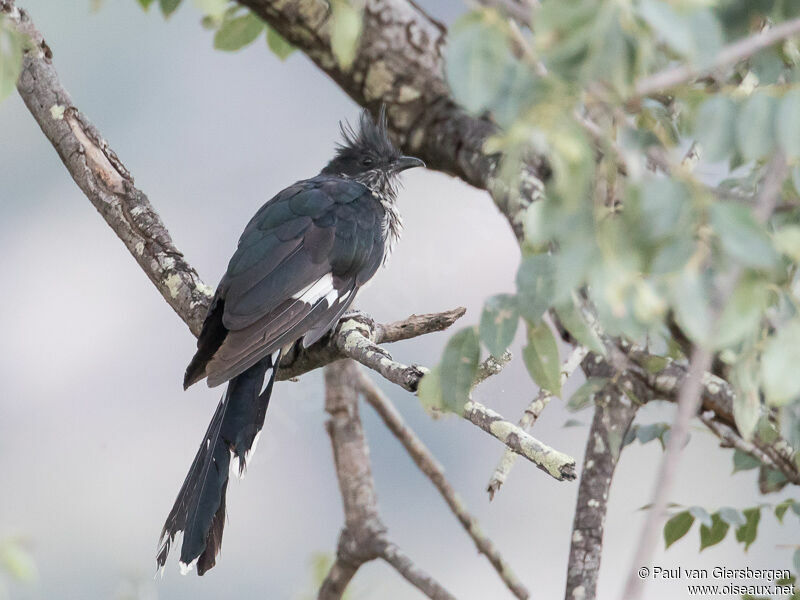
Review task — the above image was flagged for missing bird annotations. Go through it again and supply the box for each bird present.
[156,108,424,576]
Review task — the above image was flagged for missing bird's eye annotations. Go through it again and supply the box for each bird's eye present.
[361,157,374,167]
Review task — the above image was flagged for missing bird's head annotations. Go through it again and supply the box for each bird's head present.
[321,107,425,200]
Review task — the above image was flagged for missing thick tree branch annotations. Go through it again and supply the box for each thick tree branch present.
[357,370,529,600]
[564,391,638,600]
[236,0,548,240]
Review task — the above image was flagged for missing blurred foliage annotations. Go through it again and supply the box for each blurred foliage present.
[417,0,800,476]
[0,537,36,599]
[296,552,355,600]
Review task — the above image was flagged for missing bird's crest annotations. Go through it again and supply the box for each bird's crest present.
[334,106,398,160]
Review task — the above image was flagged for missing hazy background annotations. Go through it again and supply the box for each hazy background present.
[0,2,794,598]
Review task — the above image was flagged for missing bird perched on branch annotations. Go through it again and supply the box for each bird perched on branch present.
[155,108,423,575]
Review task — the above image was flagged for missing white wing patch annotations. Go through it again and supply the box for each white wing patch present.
[291,273,339,306]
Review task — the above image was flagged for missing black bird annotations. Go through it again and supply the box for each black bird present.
[156,109,424,575]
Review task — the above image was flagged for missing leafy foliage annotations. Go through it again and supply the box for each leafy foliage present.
[438,0,800,495]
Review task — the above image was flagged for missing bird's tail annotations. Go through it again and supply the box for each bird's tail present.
[156,351,280,575]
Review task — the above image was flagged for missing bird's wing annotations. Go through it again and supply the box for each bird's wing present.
[187,176,386,388]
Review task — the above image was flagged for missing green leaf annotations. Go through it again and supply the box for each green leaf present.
[446,12,510,115]
[516,254,556,323]
[718,507,746,527]
[192,0,226,17]
[700,512,730,550]
[732,362,761,441]
[689,506,713,528]
[736,92,777,162]
[439,327,480,414]
[664,511,694,549]
[640,178,691,241]
[417,366,443,413]
[672,267,712,345]
[639,0,693,56]
[735,507,761,550]
[522,321,561,396]
[563,418,585,427]
[566,377,608,412]
[479,294,519,358]
[761,320,800,406]
[637,423,670,448]
[266,26,295,60]
[732,448,761,473]
[137,0,156,9]
[774,499,795,523]
[0,20,24,103]
[777,89,800,159]
[710,202,779,269]
[693,96,737,162]
[554,298,605,355]
[714,275,767,349]
[330,0,362,70]
[159,0,182,17]
[774,225,800,262]
[214,13,264,51]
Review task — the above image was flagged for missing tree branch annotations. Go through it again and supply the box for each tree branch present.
[487,346,588,499]
[236,0,549,241]
[621,152,789,600]
[633,17,800,100]
[321,360,456,600]
[357,369,530,600]
[564,391,638,600]
[1,0,212,335]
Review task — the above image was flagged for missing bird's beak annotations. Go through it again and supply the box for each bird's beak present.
[394,156,425,171]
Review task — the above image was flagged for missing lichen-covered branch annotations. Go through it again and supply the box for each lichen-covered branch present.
[321,360,456,600]
[464,399,576,481]
[1,0,212,335]
[487,346,588,499]
[357,370,529,600]
[564,391,638,600]
[276,308,465,383]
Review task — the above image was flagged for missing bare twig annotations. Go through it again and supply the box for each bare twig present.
[633,17,800,99]
[321,360,456,600]
[357,370,529,600]
[622,152,788,600]
[488,346,588,499]
[565,391,638,600]
[699,412,779,471]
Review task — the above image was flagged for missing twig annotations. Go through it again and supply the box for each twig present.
[321,360,456,600]
[565,391,638,600]
[487,346,588,499]
[621,152,788,600]
[633,17,800,99]
[357,370,529,600]
[699,412,779,471]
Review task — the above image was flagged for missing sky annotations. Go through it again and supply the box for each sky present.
[0,1,795,599]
